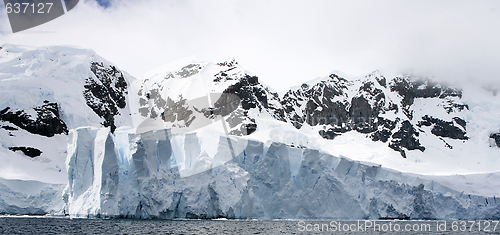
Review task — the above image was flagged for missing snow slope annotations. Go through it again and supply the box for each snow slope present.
[0,44,135,184]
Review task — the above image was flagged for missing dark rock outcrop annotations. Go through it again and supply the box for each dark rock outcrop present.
[8,147,42,158]
[0,101,68,137]
[83,62,128,133]
[389,121,425,158]
[370,118,398,143]
[389,77,465,119]
[418,115,468,140]
[283,74,352,133]
[318,128,340,140]
[223,75,285,122]
[490,133,500,147]
[135,61,473,158]
[281,74,397,137]
[277,74,469,157]
[1,125,18,131]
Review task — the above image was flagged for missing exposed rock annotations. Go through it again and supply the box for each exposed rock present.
[283,74,396,137]
[283,74,352,132]
[224,75,266,110]
[175,64,201,78]
[0,101,68,137]
[1,125,18,131]
[201,93,241,118]
[389,121,425,158]
[389,77,465,119]
[443,100,469,114]
[223,75,285,122]
[318,128,340,140]
[225,109,257,136]
[349,95,378,133]
[439,137,453,149]
[8,147,42,158]
[277,73,471,157]
[453,117,467,129]
[370,118,399,143]
[490,133,500,147]
[83,62,128,133]
[213,59,245,83]
[160,96,195,127]
[389,77,416,111]
[418,115,468,140]
[390,77,462,101]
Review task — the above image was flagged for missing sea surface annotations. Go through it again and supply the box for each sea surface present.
[1,217,499,234]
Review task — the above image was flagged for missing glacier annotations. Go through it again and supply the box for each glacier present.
[64,126,500,219]
[0,177,65,215]
[2,44,500,219]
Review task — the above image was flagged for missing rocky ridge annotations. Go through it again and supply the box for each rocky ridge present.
[137,60,477,158]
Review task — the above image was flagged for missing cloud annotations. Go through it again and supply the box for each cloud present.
[1,0,500,91]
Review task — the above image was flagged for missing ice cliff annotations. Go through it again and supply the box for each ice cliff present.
[65,127,500,219]
[0,177,65,215]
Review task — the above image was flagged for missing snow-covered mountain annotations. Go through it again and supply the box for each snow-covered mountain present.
[0,44,134,185]
[132,58,500,175]
[1,44,500,218]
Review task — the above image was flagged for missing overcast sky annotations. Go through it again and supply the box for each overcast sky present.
[1,0,499,91]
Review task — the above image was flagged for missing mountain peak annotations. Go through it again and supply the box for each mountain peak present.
[216,58,238,68]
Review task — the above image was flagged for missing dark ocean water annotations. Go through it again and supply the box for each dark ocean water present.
[1,217,499,234]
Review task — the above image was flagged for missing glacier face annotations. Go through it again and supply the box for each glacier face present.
[65,127,500,219]
[0,177,65,215]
